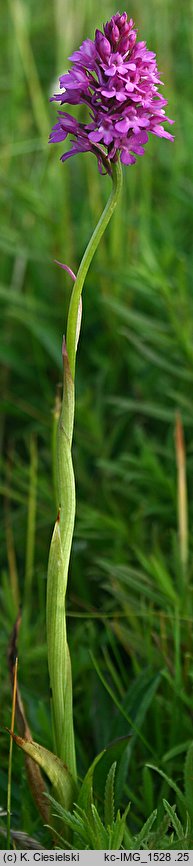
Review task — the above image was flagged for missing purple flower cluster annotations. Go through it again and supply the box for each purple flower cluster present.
[50,11,174,171]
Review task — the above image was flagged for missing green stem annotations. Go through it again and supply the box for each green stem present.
[66,158,123,380]
[46,156,122,791]
[24,434,38,610]
[47,350,76,783]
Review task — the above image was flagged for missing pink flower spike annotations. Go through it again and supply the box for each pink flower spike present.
[54,260,76,281]
[50,11,174,170]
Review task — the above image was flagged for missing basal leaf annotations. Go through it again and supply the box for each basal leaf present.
[77,749,106,814]
[163,799,184,839]
[8,732,76,810]
[104,761,116,827]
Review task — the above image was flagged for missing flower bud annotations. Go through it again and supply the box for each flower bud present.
[111,23,120,44]
[118,12,127,27]
[129,32,137,48]
[104,20,120,45]
[121,23,131,35]
[119,36,130,54]
[95,29,111,61]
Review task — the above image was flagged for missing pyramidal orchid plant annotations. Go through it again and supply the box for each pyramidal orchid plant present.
[11,11,174,840]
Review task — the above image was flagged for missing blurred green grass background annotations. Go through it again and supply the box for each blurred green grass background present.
[1,0,193,843]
